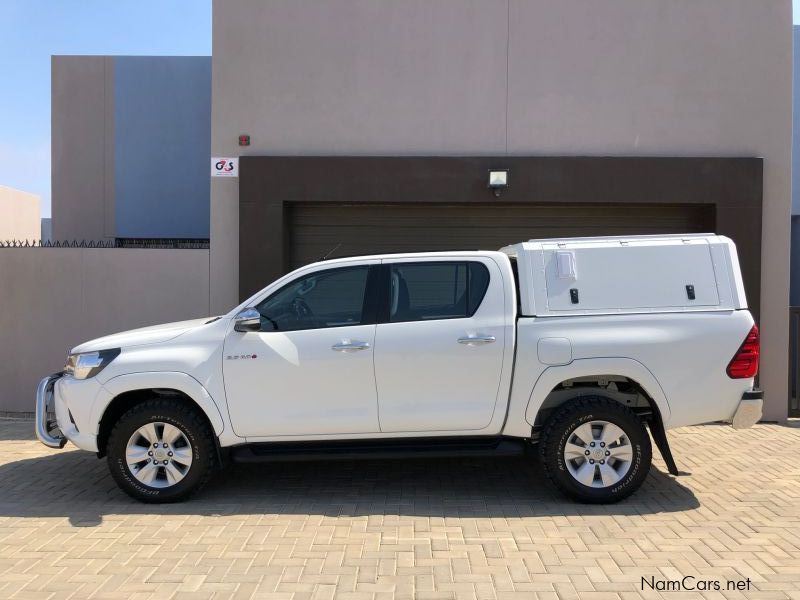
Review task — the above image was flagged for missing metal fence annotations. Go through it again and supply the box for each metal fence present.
[790,307,800,417]
[0,238,209,249]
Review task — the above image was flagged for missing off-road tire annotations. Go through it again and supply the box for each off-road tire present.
[106,398,216,503]
[539,396,651,503]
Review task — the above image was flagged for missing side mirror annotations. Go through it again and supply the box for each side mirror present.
[233,308,261,333]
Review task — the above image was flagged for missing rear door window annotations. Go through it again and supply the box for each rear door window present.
[387,262,490,323]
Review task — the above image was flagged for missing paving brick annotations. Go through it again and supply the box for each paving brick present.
[0,420,798,599]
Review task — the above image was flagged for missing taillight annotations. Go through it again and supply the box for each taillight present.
[727,324,759,379]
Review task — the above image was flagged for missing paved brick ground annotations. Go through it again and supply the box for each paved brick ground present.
[0,420,798,600]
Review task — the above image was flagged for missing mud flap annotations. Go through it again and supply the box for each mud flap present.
[648,413,681,476]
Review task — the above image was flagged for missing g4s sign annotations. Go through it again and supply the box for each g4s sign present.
[211,157,239,177]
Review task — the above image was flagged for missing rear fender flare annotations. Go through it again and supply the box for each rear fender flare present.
[525,357,671,426]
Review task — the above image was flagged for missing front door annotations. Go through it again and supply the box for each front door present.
[373,258,507,432]
[223,262,380,437]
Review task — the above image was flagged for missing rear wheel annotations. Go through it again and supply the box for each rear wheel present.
[106,399,216,503]
[539,396,651,503]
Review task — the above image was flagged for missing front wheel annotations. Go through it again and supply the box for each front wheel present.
[106,399,216,503]
[539,396,651,503]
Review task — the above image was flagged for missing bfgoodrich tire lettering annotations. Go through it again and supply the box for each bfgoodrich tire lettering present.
[106,399,216,503]
[539,396,652,503]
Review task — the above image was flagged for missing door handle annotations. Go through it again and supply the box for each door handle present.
[331,341,371,352]
[458,335,496,346]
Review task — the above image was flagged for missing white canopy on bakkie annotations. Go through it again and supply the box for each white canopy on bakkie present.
[500,234,747,317]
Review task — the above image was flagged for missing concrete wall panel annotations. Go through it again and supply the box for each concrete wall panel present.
[793,26,800,217]
[212,0,508,156]
[0,186,41,241]
[210,179,239,314]
[504,0,792,421]
[114,57,211,238]
[52,56,211,241]
[51,56,114,241]
[792,216,800,306]
[211,0,510,314]
[0,249,210,413]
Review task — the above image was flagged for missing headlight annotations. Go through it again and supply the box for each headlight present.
[64,348,121,380]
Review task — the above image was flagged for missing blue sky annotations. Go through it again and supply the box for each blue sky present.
[0,1,211,217]
[0,1,797,218]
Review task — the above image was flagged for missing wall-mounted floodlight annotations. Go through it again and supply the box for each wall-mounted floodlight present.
[488,170,509,197]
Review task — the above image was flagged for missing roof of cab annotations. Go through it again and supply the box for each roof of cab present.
[305,249,506,267]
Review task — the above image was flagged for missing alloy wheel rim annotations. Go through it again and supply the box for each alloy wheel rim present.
[563,419,633,488]
[125,422,193,488]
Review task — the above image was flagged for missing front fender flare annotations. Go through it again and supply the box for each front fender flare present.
[93,372,225,436]
[525,357,671,426]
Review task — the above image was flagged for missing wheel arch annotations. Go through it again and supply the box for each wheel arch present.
[95,372,225,457]
[526,358,671,434]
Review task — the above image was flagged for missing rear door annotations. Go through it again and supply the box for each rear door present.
[373,257,508,432]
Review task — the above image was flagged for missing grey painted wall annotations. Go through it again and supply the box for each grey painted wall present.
[51,56,210,240]
[211,0,793,420]
[40,218,52,243]
[114,57,211,238]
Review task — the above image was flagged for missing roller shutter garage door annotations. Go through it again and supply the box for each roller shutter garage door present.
[288,203,713,269]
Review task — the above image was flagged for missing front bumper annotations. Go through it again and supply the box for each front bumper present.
[731,389,763,430]
[35,373,100,451]
[35,373,67,448]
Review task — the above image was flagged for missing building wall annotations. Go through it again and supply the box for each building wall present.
[51,56,114,241]
[40,218,52,243]
[791,27,800,306]
[114,57,211,239]
[0,248,210,413]
[211,0,793,421]
[793,26,800,217]
[51,56,211,241]
[0,186,41,241]
[792,217,800,306]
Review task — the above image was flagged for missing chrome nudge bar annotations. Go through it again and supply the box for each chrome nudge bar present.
[35,373,67,448]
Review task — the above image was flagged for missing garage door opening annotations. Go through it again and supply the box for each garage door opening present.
[288,203,714,269]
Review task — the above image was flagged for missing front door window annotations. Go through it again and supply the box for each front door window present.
[257,266,370,331]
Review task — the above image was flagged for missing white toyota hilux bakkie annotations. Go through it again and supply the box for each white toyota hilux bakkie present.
[36,234,762,504]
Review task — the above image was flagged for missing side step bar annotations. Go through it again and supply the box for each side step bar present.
[230,436,527,464]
